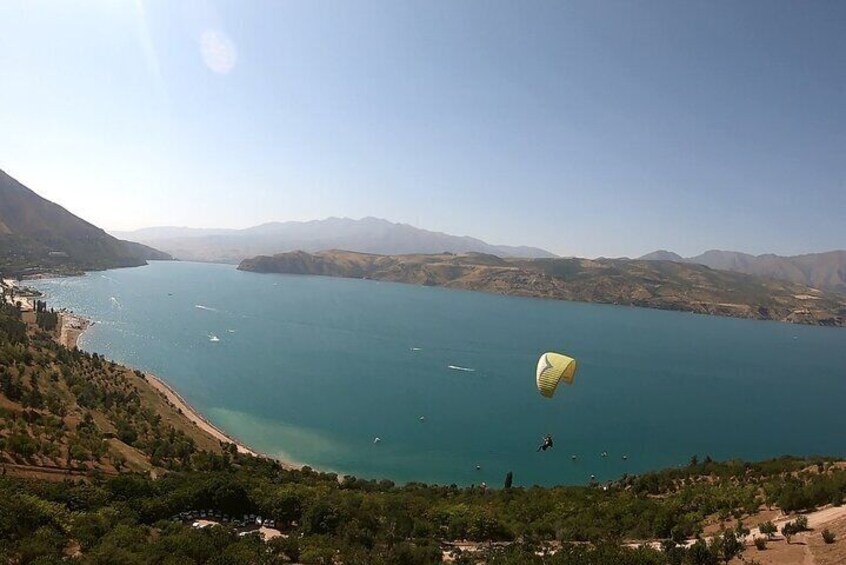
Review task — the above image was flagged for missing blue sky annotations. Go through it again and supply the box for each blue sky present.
[1,1,843,258]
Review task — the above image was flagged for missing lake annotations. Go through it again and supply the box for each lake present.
[30,261,846,487]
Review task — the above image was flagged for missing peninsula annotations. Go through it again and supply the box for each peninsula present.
[238,250,846,327]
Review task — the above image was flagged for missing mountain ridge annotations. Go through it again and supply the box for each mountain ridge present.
[112,217,557,263]
[639,248,846,293]
[0,169,171,275]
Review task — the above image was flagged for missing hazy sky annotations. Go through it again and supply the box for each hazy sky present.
[1,1,843,258]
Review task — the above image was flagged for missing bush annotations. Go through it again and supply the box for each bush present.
[795,515,808,531]
[754,537,767,550]
[759,521,777,537]
[822,529,836,544]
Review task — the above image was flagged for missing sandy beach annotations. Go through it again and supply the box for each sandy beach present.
[55,310,296,469]
[57,312,90,349]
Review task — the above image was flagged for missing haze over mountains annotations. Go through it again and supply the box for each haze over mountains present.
[0,170,170,274]
[640,249,846,294]
[112,218,558,263]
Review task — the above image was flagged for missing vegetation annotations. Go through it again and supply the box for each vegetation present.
[758,520,776,538]
[0,304,222,476]
[822,528,836,544]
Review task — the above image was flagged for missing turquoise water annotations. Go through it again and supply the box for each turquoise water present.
[31,261,846,487]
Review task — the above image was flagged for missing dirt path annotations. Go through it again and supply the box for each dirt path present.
[744,504,846,542]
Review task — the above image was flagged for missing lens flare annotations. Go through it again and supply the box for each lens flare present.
[200,29,237,74]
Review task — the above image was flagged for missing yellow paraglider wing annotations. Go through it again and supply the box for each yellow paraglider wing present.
[536,352,577,398]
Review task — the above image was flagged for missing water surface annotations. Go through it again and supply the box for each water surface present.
[31,261,846,486]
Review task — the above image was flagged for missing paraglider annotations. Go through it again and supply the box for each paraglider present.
[536,352,577,398]
[534,351,578,452]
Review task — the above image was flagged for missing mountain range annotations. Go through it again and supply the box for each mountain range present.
[0,169,170,275]
[640,249,846,294]
[111,218,557,263]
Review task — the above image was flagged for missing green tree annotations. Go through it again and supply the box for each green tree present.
[758,521,776,538]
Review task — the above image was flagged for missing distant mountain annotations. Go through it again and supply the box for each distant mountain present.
[0,169,171,275]
[112,217,557,263]
[239,250,846,327]
[639,249,846,294]
[638,250,685,262]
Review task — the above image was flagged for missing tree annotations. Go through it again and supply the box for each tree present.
[781,523,793,544]
[759,521,776,538]
[268,536,301,562]
[687,538,717,565]
[720,531,744,563]
[734,519,750,539]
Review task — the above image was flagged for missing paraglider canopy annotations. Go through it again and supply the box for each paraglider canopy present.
[536,352,577,398]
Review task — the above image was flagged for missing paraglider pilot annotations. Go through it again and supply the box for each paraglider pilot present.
[537,434,554,452]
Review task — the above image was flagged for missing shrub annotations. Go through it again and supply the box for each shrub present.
[795,515,808,531]
[754,537,767,550]
[759,521,777,537]
[822,529,836,544]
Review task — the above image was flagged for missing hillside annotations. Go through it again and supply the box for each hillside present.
[239,250,846,326]
[640,249,846,294]
[3,284,846,563]
[112,217,557,263]
[0,170,171,276]
[0,305,224,480]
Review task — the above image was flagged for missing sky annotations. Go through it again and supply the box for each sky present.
[0,1,843,258]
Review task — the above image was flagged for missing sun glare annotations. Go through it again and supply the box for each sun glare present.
[200,29,237,74]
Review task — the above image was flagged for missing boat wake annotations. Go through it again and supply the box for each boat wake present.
[195,305,219,312]
[447,365,476,372]
[208,334,220,342]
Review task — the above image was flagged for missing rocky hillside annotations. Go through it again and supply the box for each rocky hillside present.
[640,249,846,295]
[239,250,846,326]
[0,169,171,276]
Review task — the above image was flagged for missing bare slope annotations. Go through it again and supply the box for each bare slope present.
[0,169,171,275]
[239,250,846,326]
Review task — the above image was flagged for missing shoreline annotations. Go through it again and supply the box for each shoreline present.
[55,310,299,470]
[57,311,91,349]
[143,371,296,468]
